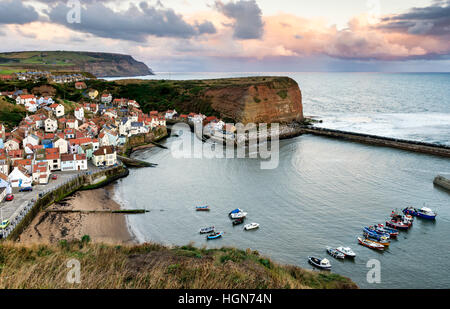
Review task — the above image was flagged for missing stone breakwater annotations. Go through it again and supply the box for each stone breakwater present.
[434,176,450,192]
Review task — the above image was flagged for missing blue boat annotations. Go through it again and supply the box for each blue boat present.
[206,232,223,240]
[363,227,390,241]
[229,209,243,215]
[367,226,390,238]
[403,207,437,220]
[196,205,210,211]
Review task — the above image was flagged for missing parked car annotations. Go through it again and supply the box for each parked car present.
[19,187,33,192]
[5,194,14,201]
[52,174,58,180]
[0,220,10,230]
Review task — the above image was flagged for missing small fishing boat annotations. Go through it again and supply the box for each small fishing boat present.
[232,218,245,226]
[336,246,356,258]
[363,227,390,241]
[386,220,409,231]
[366,226,390,238]
[206,232,223,240]
[326,247,345,259]
[308,257,332,270]
[199,226,215,234]
[403,207,437,220]
[391,210,413,226]
[375,224,399,238]
[230,211,248,219]
[196,205,210,211]
[244,223,260,231]
[358,237,384,251]
[363,233,390,247]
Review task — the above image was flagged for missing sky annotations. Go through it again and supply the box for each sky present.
[1,0,449,72]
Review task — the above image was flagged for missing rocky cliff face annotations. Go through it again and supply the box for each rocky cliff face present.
[201,77,303,124]
[78,53,153,77]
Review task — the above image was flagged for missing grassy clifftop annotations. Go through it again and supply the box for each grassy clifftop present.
[0,241,357,289]
[0,96,26,128]
[0,51,152,77]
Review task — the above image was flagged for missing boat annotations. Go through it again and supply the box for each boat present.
[308,257,332,270]
[232,218,245,226]
[363,227,390,241]
[358,237,384,251]
[375,224,399,238]
[403,207,437,220]
[336,246,356,258]
[244,223,260,231]
[206,232,223,240]
[196,205,210,211]
[391,210,413,226]
[230,211,248,219]
[363,233,390,247]
[366,226,390,238]
[229,209,244,216]
[199,226,215,234]
[386,220,409,231]
[326,247,345,259]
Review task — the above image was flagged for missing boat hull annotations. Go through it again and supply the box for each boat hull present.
[403,208,436,220]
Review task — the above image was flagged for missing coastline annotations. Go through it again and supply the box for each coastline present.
[18,185,136,245]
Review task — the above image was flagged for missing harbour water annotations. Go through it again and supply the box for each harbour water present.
[110,72,450,289]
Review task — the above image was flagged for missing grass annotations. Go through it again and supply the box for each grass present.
[0,96,26,128]
[0,241,357,289]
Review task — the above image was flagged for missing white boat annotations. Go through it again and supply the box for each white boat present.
[336,246,356,258]
[308,257,332,270]
[230,212,247,219]
[244,223,260,231]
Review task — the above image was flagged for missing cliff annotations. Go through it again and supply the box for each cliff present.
[114,76,303,124]
[0,241,357,289]
[0,51,153,77]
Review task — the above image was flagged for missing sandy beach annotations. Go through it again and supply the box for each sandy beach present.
[19,185,135,245]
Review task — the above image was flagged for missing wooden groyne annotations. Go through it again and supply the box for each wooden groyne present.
[434,175,450,192]
[301,127,450,158]
[118,155,158,168]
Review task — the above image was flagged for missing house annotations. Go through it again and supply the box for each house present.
[16,94,36,105]
[165,110,178,120]
[129,122,149,136]
[92,146,116,167]
[32,161,50,185]
[50,104,65,118]
[24,101,38,112]
[45,118,58,133]
[4,138,20,151]
[13,159,32,174]
[22,134,40,148]
[54,137,69,154]
[0,123,5,140]
[35,148,61,171]
[8,165,32,188]
[66,119,78,129]
[101,93,113,104]
[74,107,84,121]
[0,172,12,195]
[0,151,9,175]
[75,82,87,90]
[61,153,88,171]
[98,132,110,147]
[64,128,76,139]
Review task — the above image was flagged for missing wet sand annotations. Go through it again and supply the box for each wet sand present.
[19,185,135,245]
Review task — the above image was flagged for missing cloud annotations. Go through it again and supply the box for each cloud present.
[0,0,39,24]
[215,0,264,39]
[380,0,450,36]
[45,1,215,42]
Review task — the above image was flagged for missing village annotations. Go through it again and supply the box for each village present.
[0,72,232,236]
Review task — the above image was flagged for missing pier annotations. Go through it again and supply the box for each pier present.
[434,175,450,193]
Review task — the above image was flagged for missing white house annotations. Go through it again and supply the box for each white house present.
[54,137,69,154]
[8,165,32,188]
[74,107,84,121]
[50,104,65,118]
[66,119,78,130]
[165,110,177,120]
[32,161,50,185]
[101,94,113,104]
[0,172,12,195]
[129,122,149,136]
[24,101,38,112]
[61,153,87,171]
[22,134,40,148]
[45,118,58,133]
[16,94,36,105]
[92,146,116,167]
[4,139,20,151]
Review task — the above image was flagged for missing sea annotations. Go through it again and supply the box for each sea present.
[108,72,450,289]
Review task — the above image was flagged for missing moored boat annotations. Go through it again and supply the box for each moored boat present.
[363,233,390,247]
[336,246,356,258]
[244,223,260,231]
[308,257,332,270]
[232,218,245,225]
[363,227,390,241]
[366,226,390,238]
[326,247,345,260]
[229,209,243,216]
[403,207,437,220]
[358,236,384,251]
[199,226,215,234]
[206,232,223,240]
[196,205,210,211]
[375,224,399,238]
[386,220,409,231]
[230,211,248,219]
